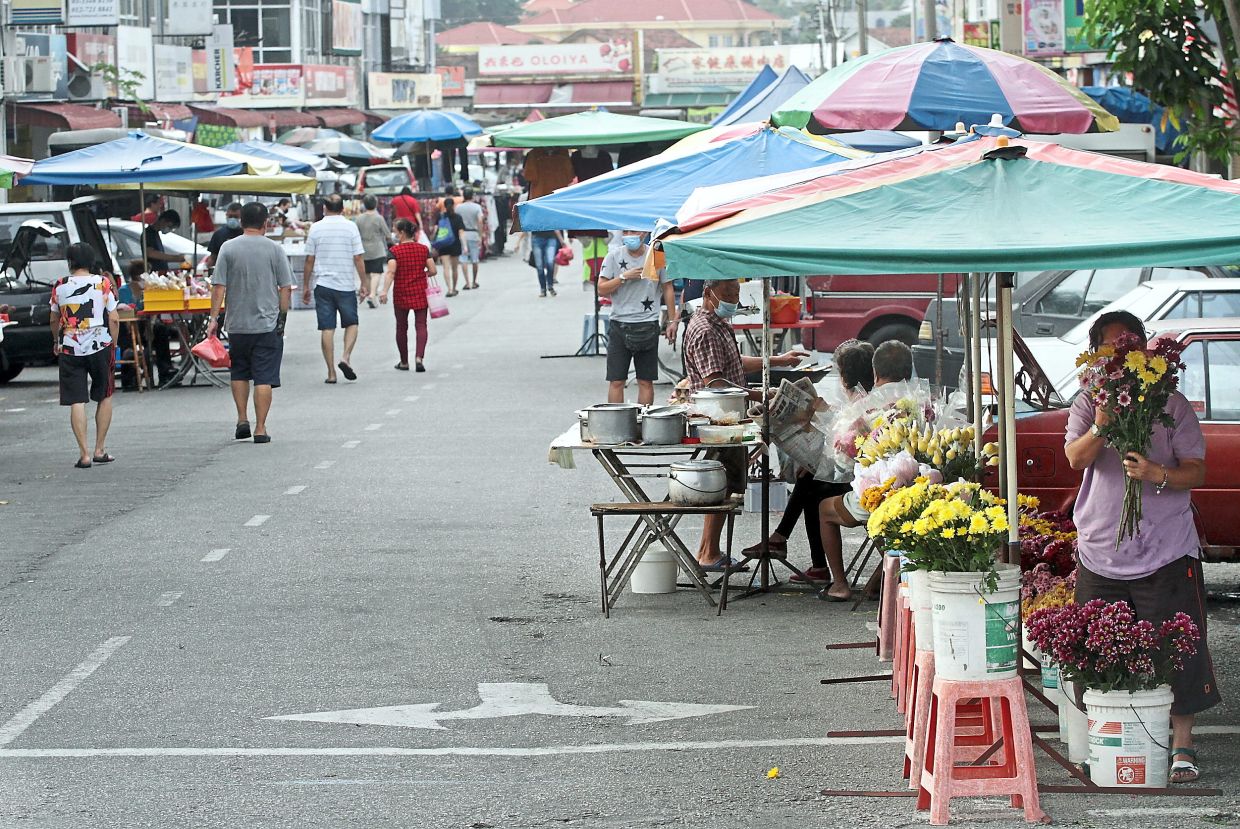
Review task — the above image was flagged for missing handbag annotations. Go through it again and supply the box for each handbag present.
[555,245,574,266]
[426,275,450,319]
[191,334,230,368]
[431,215,457,252]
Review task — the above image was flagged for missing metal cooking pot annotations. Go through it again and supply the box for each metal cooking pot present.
[584,403,641,445]
[641,406,686,445]
[690,387,749,424]
[668,459,728,506]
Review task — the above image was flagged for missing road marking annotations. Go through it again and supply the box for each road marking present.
[451,364,464,370]
[157,592,183,608]
[0,636,131,747]
[403,396,419,403]
[0,736,904,759]
[200,548,230,563]
[42,398,58,404]
[364,423,382,431]
[1088,808,1223,818]
[4,408,26,413]
[284,486,306,496]
[385,409,400,416]
[315,460,335,469]
[421,384,436,390]
[244,515,270,527]
[269,683,752,732]
[341,440,361,449]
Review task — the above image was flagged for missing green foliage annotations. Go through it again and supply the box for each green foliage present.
[440,0,523,28]
[1084,0,1240,166]
[90,62,149,114]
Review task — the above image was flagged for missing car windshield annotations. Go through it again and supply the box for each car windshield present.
[0,213,67,265]
[364,168,409,188]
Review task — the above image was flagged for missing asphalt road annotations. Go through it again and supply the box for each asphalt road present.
[1,252,1239,828]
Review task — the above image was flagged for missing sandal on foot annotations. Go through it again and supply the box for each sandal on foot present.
[235,421,252,440]
[415,362,426,373]
[395,363,410,371]
[1170,748,1200,783]
[324,378,337,384]
[74,459,92,469]
[92,453,116,464]
[337,362,357,381]
[700,556,748,573]
[253,434,271,445]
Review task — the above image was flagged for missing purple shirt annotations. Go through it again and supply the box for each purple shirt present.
[1065,391,1205,579]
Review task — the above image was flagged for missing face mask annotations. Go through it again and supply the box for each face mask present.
[225,217,241,230]
[715,300,739,319]
[622,235,643,251]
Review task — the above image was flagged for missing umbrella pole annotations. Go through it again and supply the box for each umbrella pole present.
[761,279,771,591]
[140,183,148,275]
[971,273,985,461]
[996,272,1019,564]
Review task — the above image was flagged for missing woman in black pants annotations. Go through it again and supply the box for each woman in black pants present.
[743,339,875,582]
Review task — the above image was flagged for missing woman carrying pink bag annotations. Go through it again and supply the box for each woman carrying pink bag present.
[379,219,438,373]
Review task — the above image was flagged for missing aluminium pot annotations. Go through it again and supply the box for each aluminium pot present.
[668,459,728,506]
[690,387,749,424]
[641,406,686,445]
[584,403,641,445]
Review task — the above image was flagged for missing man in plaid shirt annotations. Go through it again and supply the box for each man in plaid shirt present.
[682,278,805,570]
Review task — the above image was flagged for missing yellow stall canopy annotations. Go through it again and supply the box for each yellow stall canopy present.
[100,172,317,195]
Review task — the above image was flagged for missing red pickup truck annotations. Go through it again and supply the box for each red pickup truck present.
[804,273,961,352]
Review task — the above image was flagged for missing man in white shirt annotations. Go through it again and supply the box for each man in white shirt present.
[302,194,368,383]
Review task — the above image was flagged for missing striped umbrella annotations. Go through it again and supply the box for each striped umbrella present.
[774,38,1119,135]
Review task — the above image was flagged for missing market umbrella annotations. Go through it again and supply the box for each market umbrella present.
[773,38,1120,135]
[220,139,330,174]
[712,67,813,127]
[0,153,33,188]
[278,127,350,146]
[99,172,317,195]
[371,110,483,143]
[1082,86,1181,154]
[518,126,866,233]
[711,65,779,126]
[831,131,922,153]
[302,136,393,165]
[490,110,708,148]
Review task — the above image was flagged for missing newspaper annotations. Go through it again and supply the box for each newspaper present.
[764,378,842,481]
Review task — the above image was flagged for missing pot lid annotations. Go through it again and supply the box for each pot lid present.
[585,403,641,412]
[691,388,748,398]
[670,459,725,472]
[643,405,686,419]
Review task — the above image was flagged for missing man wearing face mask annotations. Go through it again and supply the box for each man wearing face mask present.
[596,229,676,405]
[206,202,244,269]
[143,209,187,271]
[683,278,807,569]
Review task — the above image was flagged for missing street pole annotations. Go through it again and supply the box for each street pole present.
[816,2,827,74]
[923,0,937,39]
[857,0,868,56]
[827,0,838,68]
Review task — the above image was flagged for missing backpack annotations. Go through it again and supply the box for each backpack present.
[431,215,457,252]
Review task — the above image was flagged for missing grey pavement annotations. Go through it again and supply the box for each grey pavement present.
[1,252,1239,828]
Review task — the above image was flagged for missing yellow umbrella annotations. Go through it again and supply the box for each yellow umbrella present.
[100,172,317,195]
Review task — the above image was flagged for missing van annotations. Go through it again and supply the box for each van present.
[804,272,961,353]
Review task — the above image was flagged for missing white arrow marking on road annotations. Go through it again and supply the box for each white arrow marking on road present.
[364,423,382,431]
[341,440,361,449]
[156,591,183,607]
[244,514,270,527]
[200,548,230,562]
[267,683,751,731]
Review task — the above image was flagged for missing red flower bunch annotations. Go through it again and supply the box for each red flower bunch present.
[1026,599,1199,692]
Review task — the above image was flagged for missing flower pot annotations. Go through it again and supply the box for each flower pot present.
[905,568,933,651]
[1083,686,1173,787]
[928,564,1021,681]
[1060,679,1089,762]
[630,547,678,594]
[1020,631,1041,671]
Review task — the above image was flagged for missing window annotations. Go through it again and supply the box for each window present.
[1035,268,1091,316]
[216,0,294,63]
[1164,293,1198,319]
[708,35,720,47]
[1181,338,1240,421]
[1200,291,1240,318]
[0,214,66,263]
[1147,267,1204,282]
[1179,340,1206,414]
[1081,268,1143,314]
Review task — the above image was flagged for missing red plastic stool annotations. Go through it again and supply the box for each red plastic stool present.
[893,588,909,707]
[917,675,1047,825]
[877,551,901,661]
[904,653,1001,788]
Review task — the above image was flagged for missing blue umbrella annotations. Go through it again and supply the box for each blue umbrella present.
[221,139,328,175]
[23,131,260,186]
[830,130,922,153]
[1081,86,1182,154]
[711,65,779,126]
[713,67,813,127]
[372,110,483,144]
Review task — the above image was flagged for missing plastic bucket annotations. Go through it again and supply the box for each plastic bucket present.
[1061,679,1089,762]
[630,547,678,594]
[928,564,1021,681]
[1020,631,1040,670]
[905,568,933,651]
[1084,686,1173,787]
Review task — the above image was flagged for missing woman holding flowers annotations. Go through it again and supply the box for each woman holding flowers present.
[1064,311,1216,783]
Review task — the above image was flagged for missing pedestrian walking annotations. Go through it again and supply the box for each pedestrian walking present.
[455,186,484,290]
[531,229,566,298]
[301,194,367,383]
[50,243,119,469]
[354,195,392,309]
[392,186,421,225]
[207,202,295,443]
[205,201,243,268]
[437,198,466,296]
[379,218,437,373]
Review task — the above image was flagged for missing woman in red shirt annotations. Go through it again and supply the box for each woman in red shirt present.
[391,186,421,225]
[379,218,437,372]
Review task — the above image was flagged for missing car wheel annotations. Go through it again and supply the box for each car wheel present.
[0,362,24,383]
[866,323,918,347]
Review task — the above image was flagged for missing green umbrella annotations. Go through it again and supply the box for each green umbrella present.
[490,110,707,148]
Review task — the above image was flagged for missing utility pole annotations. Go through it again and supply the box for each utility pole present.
[826,0,838,68]
[857,0,868,55]
[816,1,827,74]
[923,0,937,39]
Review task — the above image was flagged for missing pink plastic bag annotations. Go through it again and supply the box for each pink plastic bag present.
[191,334,231,368]
[426,276,450,319]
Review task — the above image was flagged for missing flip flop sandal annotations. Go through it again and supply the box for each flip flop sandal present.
[92,453,116,464]
[700,556,745,573]
[395,363,410,371]
[337,362,357,381]
[235,421,252,440]
[253,435,272,444]
[74,459,92,469]
[324,378,337,384]
[1170,748,1200,783]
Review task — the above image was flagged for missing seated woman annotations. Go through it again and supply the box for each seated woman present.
[743,339,875,583]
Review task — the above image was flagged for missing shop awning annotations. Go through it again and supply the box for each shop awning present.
[475,83,555,107]
[187,105,270,129]
[567,81,632,105]
[474,81,633,108]
[267,109,320,128]
[9,102,120,131]
[361,110,386,126]
[312,108,368,128]
[127,103,193,122]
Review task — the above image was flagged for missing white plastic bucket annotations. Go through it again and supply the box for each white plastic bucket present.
[928,564,1021,681]
[630,547,678,594]
[1061,679,1089,762]
[1084,686,1173,787]
[905,568,933,651]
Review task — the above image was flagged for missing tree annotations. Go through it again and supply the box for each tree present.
[439,0,523,29]
[1085,0,1240,167]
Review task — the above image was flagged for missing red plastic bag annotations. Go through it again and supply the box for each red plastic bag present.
[555,245,574,267]
[191,334,231,368]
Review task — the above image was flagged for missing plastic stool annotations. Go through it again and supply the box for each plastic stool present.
[893,587,911,710]
[904,653,1000,787]
[917,676,1046,825]
[877,550,901,661]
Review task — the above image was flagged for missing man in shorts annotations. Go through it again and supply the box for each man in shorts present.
[454,186,484,290]
[595,230,677,405]
[302,194,367,383]
[50,243,119,469]
[208,202,296,443]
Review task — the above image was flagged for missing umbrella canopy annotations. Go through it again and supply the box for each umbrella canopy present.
[661,137,1240,278]
[22,131,278,186]
[491,110,708,148]
[665,121,855,155]
[278,127,349,146]
[518,126,867,233]
[710,65,779,126]
[831,130,923,152]
[302,136,393,164]
[773,39,1120,135]
[220,139,328,174]
[713,67,813,127]
[99,172,317,195]
[1082,86,1181,154]
[372,110,483,144]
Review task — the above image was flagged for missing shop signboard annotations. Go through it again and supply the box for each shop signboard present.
[962,20,991,48]
[206,24,235,93]
[656,47,793,88]
[9,0,62,25]
[11,32,70,99]
[65,0,118,26]
[437,65,466,97]
[166,0,214,36]
[1063,0,1094,53]
[479,40,633,77]
[367,72,442,109]
[305,63,357,106]
[117,25,156,100]
[67,33,117,96]
[1024,0,1065,57]
[332,0,364,56]
[154,44,194,102]
[221,62,304,107]
[999,1,1023,54]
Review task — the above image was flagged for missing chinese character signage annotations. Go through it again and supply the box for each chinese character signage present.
[437,65,466,97]
[478,40,633,77]
[166,0,214,36]
[332,0,364,56]
[305,64,357,105]
[154,44,194,101]
[656,47,794,88]
[1024,0,1065,57]
[368,72,443,109]
[66,0,117,26]
[9,0,62,25]
[116,26,155,99]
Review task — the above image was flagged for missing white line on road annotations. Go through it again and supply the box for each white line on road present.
[451,364,464,370]
[244,515,270,527]
[1089,808,1223,818]
[341,440,361,449]
[200,548,231,562]
[42,398,58,404]
[284,486,306,496]
[0,637,131,747]
[4,408,26,413]
[385,409,400,416]
[314,460,335,469]
[404,396,419,403]
[0,735,904,759]
[421,384,436,390]
[364,423,382,431]
[157,592,183,608]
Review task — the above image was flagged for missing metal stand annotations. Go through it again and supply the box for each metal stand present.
[541,268,606,359]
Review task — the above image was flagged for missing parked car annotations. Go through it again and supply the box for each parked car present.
[804,273,962,353]
[355,163,415,196]
[913,267,1237,388]
[995,318,1240,556]
[97,219,207,274]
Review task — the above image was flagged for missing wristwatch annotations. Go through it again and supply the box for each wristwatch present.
[1090,424,1102,438]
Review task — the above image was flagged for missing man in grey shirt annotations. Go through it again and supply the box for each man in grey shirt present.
[207,202,296,444]
[596,229,676,404]
[455,186,484,290]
